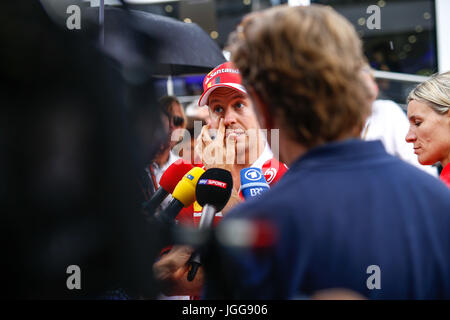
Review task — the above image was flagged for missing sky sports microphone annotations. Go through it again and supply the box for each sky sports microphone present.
[262,158,288,186]
[187,168,233,281]
[240,167,270,200]
[156,167,205,224]
[144,159,193,215]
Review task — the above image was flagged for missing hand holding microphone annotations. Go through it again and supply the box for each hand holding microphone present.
[187,168,233,281]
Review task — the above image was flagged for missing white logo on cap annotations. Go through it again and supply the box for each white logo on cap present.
[204,68,240,84]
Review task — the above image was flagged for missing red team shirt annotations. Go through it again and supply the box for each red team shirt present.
[440,163,450,188]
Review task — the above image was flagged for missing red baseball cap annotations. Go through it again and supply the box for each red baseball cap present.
[198,62,247,107]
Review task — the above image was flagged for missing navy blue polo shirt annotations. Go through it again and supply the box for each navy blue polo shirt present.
[205,139,450,299]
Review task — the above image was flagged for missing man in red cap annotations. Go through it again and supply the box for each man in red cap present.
[152,62,287,298]
[195,61,279,212]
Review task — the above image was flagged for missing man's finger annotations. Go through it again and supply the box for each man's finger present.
[201,124,213,144]
[197,125,212,159]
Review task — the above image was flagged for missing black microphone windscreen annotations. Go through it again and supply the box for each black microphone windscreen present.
[195,168,233,212]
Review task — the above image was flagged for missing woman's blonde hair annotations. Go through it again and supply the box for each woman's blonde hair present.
[227,4,370,147]
[407,71,450,115]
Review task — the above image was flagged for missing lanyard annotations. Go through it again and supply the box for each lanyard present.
[147,165,159,191]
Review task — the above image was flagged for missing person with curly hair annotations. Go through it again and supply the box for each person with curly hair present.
[203,4,450,299]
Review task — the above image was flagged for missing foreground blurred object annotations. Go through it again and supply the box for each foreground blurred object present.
[310,289,366,300]
[0,1,166,299]
[153,214,276,298]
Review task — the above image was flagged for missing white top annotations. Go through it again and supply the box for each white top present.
[362,100,438,177]
[151,151,180,187]
[251,141,274,169]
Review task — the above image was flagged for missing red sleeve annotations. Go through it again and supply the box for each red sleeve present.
[176,204,195,227]
[440,163,450,188]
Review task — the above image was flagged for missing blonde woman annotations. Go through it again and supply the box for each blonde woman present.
[406,72,450,187]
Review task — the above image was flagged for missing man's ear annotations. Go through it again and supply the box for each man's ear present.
[247,86,274,130]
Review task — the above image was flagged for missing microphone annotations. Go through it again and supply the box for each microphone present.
[156,167,205,224]
[240,167,270,200]
[262,158,288,186]
[187,168,233,281]
[143,159,193,214]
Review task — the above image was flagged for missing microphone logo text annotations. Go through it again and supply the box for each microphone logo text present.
[244,168,262,181]
[199,179,227,189]
[250,188,265,197]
